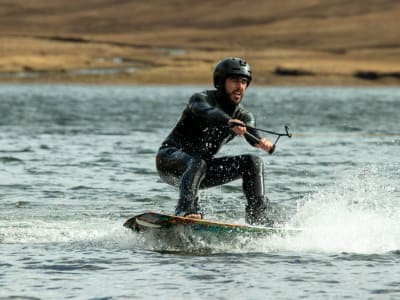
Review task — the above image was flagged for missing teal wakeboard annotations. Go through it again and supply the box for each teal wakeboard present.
[123,211,299,237]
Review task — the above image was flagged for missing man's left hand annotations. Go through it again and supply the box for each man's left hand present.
[255,137,274,153]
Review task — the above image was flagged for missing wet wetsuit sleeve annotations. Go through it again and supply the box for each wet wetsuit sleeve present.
[188,92,230,124]
[241,110,262,146]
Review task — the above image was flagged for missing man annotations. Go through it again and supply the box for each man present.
[156,57,274,225]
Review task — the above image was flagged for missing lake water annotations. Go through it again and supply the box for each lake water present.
[0,85,399,299]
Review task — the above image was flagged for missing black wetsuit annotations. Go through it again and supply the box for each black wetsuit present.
[156,89,271,225]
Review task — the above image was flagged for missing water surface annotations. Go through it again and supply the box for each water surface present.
[0,85,399,299]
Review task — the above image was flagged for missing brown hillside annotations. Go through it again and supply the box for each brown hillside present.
[0,0,399,85]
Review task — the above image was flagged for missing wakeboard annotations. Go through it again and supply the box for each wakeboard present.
[123,211,298,237]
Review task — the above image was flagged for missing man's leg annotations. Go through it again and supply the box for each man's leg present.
[156,147,206,217]
[175,156,206,217]
[201,154,273,225]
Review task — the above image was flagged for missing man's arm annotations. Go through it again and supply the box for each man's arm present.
[188,92,230,124]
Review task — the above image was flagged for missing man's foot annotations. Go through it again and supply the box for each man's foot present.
[245,197,274,227]
[251,216,274,227]
[176,211,202,219]
[184,213,202,220]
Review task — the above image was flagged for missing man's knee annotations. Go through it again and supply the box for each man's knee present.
[185,158,207,183]
[243,154,263,172]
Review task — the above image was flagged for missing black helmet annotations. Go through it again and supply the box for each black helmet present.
[213,57,252,88]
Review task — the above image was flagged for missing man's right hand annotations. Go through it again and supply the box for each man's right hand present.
[228,119,246,136]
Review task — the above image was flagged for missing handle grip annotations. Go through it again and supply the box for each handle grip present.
[244,131,276,155]
[268,144,276,154]
[244,131,260,144]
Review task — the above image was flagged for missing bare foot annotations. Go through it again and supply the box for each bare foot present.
[184,214,202,219]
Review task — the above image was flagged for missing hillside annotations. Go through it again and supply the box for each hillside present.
[0,0,399,85]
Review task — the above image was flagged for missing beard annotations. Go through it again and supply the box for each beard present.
[226,89,243,105]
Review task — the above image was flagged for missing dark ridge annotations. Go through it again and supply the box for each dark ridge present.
[274,66,315,77]
[354,71,400,80]
[48,36,90,43]
[32,34,150,49]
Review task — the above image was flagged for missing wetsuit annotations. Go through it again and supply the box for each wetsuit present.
[156,89,271,225]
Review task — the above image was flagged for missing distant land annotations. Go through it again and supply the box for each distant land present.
[0,0,399,85]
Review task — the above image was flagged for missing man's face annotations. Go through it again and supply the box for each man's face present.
[224,76,249,105]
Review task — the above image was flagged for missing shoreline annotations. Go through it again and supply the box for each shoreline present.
[1,57,399,87]
[0,74,398,87]
[1,46,398,87]
[1,80,399,88]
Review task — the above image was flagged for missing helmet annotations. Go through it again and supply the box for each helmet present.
[213,57,252,88]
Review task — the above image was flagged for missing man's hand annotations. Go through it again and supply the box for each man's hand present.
[228,119,246,136]
[255,137,274,153]
[229,120,275,153]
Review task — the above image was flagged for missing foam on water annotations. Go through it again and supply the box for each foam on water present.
[267,164,400,254]
[0,218,137,249]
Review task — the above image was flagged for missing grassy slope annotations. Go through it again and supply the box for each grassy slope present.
[0,0,399,85]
